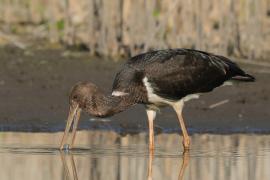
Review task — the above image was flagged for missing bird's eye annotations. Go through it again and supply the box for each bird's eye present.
[73,95,78,99]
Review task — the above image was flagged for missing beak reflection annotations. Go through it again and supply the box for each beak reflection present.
[60,152,78,180]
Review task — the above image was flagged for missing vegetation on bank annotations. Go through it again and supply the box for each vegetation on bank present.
[0,0,270,60]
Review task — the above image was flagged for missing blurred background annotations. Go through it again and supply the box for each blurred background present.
[0,1,270,180]
[0,0,270,59]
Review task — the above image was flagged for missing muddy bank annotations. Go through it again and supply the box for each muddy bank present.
[0,47,269,134]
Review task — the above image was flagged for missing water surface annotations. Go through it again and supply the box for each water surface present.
[0,131,269,180]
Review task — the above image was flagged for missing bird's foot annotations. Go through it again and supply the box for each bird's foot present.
[182,138,190,151]
[183,147,190,153]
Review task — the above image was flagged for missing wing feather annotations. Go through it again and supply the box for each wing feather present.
[113,49,250,101]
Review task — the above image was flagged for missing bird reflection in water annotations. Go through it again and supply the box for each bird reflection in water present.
[147,151,189,180]
[60,150,190,180]
[147,151,153,180]
[178,151,189,180]
[60,152,78,180]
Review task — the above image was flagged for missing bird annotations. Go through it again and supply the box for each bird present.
[60,48,255,151]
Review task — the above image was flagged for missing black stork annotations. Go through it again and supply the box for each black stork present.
[60,49,255,151]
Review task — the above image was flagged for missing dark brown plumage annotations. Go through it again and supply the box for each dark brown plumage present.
[69,82,136,117]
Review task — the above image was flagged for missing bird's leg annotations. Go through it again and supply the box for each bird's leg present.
[173,101,190,151]
[146,109,156,152]
[60,104,80,150]
[70,108,81,149]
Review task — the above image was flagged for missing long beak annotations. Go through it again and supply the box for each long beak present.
[60,103,81,150]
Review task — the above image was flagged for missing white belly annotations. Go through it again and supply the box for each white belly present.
[142,77,200,106]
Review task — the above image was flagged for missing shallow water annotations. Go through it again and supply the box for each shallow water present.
[0,131,270,180]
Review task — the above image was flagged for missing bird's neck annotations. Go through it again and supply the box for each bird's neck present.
[86,92,136,117]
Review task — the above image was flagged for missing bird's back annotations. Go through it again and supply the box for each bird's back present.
[112,49,254,103]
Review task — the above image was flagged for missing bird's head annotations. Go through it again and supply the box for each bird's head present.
[60,82,101,149]
[68,81,106,117]
[69,82,99,109]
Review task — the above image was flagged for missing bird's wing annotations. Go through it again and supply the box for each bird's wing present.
[131,49,245,100]
[113,49,251,101]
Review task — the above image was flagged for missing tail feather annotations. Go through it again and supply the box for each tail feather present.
[231,73,255,82]
[214,55,255,82]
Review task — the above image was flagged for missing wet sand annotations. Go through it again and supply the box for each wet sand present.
[0,46,269,133]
